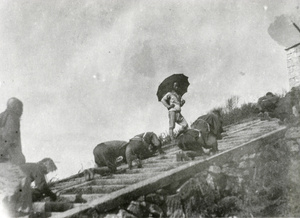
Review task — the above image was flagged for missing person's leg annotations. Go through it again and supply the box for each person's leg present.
[168,111,176,141]
[93,144,107,168]
[184,150,206,160]
[206,134,219,154]
[176,113,188,136]
[150,135,165,154]
[104,153,118,173]
[125,141,139,169]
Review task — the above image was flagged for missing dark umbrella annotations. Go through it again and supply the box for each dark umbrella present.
[156,74,190,101]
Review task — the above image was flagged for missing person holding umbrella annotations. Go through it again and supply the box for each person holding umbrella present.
[157,74,189,142]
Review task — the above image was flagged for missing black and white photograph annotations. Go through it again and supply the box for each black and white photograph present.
[1,0,300,217]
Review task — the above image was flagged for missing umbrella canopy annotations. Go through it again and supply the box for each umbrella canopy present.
[156,74,190,101]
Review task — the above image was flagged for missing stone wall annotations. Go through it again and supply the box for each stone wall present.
[287,44,300,88]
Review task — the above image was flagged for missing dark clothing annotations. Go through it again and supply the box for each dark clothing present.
[20,163,56,202]
[257,95,279,113]
[125,132,163,169]
[93,140,128,172]
[176,129,203,152]
[134,132,154,145]
[273,94,293,121]
[258,93,297,121]
[192,112,223,140]
[0,109,25,165]
[132,132,162,155]
[190,112,223,153]
[127,138,152,160]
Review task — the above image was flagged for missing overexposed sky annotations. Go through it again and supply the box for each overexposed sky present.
[0,0,299,179]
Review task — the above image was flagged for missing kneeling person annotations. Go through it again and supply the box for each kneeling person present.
[93,140,128,173]
[132,132,164,156]
[191,109,224,154]
[176,129,206,160]
[20,158,57,202]
[126,132,165,169]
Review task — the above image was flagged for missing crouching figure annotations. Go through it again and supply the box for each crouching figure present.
[20,158,57,202]
[93,135,163,174]
[176,128,206,160]
[93,140,128,174]
[126,132,165,169]
[189,109,224,154]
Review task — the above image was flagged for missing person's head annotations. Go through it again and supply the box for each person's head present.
[173,82,179,92]
[38,158,57,174]
[7,97,23,116]
[157,137,163,148]
[212,108,222,117]
[150,133,162,148]
[266,92,274,97]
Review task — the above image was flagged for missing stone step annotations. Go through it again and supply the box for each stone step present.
[92,178,144,185]
[60,194,106,202]
[73,185,127,194]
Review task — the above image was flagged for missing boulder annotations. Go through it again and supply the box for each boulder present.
[169,209,185,218]
[224,175,243,196]
[156,188,170,196]
[144,202,164,217]
[183,196,197,218]
[208,165,221,174]
[145,193,165,205]
[249,153,256,159]
[177,178,197,200]
[117,209,137,218]
[127,201,147,217]
[285,127,300,140]
[216,196,242,217]
[238,161,247,169]
[206,173,215,190]
[240,154,249,161]
[136,196,145,202]
[249,160,255,168]
[104,213,119,218]
[286,140,300,153]
[166,193,183,216]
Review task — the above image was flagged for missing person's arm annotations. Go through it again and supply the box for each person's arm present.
[271,96,280,104]
[181,99,185,107]
[2,115,19,148]
[35,168,57,201]
[125,145,135,169]
[211,116,223,139]
[257,97,266,111]
[43,187,57,201]
[0,115,19,156]
[161,94,174,110]
[206,114,218,136]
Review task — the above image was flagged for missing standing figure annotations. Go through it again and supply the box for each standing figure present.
[161,82,188,141]
[0,97,26,165]
[0,98,30,216]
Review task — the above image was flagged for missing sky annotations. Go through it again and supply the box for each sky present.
[0,0,299,179]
